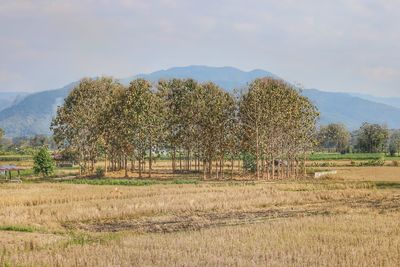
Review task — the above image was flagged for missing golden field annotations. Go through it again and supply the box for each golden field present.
[0,164,399,267]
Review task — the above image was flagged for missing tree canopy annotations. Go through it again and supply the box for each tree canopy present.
[52,77,319,180]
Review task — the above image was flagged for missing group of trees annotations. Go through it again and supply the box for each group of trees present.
[317,122,396,154]
[51,77,319,180]
[0,132,55,155]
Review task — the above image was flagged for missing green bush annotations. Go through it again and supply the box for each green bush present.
[242,153,256,172]
[95,167,105,178]
[33,147,55,177]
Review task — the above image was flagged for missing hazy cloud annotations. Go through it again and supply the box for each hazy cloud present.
[0,0,400,96]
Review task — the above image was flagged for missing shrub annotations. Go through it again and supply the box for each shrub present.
[242,153,256,172]
[33,147,55,177]
[95,167,105,178]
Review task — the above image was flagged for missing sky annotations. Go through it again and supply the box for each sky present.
[0,0,400,96]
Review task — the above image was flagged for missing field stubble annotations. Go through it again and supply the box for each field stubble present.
[0,174,399,266]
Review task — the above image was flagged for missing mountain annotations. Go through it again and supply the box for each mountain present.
[349,93,400,109]
[121,65,277,90]
[0,83,75,137]
[303,89,400,130]
[1,65,400,137]
[0,92,29,112]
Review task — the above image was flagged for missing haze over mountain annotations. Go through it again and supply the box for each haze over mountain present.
[0,66,400,137]
[0,92,29,112]
[349,93,400,109]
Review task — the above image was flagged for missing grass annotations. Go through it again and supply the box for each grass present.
[309,152,400,161]
[57,178,199,186]
[0,225,35,232]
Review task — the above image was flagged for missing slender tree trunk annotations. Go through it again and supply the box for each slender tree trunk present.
[124,155,128,178]
[172,147,176,173]
[272,157,275,179]
[138,158,142,178]
[221,157,224,179]
[216,161,219,180]
[231,158,234,179]
[209,160,212,179]
[256,127,260,180]
[104,153,108,175]
[149,140,152,179]
[179,149,182,171]
[203,160,206,180]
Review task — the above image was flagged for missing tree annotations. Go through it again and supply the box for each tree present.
[355,123,389,153]
[239,78,319,179]
[122,79,165,178]
[157,79,199,173]
[33,147,55,177]
[194,82,236,179]
[317,123,350,153]
[389,131,400,156]
[51,77,120,175]
[52,76,319,180]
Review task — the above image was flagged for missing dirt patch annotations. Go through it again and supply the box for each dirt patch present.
[64,195,400,234]
[65,208,334,233]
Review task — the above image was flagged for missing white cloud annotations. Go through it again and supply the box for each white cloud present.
[362,66,400,81]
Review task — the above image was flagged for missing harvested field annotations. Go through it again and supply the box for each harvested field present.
[0,172,400,266]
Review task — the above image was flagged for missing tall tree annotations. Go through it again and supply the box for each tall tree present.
[51,77,120,174]
[355,123,389,153]
[239,78,318,179]
[317,123,350,153]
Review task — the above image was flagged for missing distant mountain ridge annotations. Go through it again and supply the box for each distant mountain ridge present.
[121,65,278,90]
[0,92,29,112]
[1,65,400,137]
[303,89,400,130]
[349,93,400,109]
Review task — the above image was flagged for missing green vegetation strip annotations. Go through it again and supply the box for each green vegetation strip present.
[309,153,398,161]
[0,225,35,232]
[57,178,199,186]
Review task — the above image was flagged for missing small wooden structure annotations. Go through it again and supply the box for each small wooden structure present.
[0,165,26,182]
[52,153,74,168]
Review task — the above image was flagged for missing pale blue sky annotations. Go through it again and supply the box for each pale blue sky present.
[1,0,399,96]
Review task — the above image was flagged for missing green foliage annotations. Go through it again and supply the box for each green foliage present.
[0,155,32,161]
[95,167,105,178]
[309,152,386,161]
[58,178,198,186]
[0,225,35,232]
[359,158,385,166]
[33,147,55,177]
[317,123,350,153]
[52,77,319,180]
[355,123,389,153]
[242,153,257,172]
[389,131,400,156]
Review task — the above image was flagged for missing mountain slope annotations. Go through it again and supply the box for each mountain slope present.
[0,92,29,112]
[1,66,400,137]
[303,89,400,130]
[0,83,75,136]
[350,93,400,109]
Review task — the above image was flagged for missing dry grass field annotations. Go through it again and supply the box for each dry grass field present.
[0,165,400,266]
